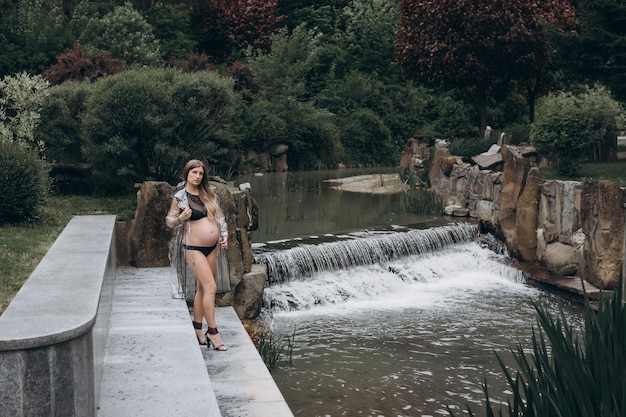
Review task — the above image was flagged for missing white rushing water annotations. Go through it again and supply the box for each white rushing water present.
[256,223,479,284]
[263,241,529,315]
[261,239,584,417]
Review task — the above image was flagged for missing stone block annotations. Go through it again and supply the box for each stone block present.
[544,242,578,276]
[233,265,268,320]
[581,180,625,289]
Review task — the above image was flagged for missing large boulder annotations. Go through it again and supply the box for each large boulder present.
[474,200,498,228]
[233,265,267,319]
[544,241,579,276]
[499,145,531,256]
[428,141,452,190]
[580,180,625,289]
[128,181,173,267]
[516,167,542,261]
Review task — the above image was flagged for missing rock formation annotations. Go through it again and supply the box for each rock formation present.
[428,141,626,289]
[581,181,626,288]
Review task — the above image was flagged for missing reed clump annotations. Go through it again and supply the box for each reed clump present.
[258,329,296,371]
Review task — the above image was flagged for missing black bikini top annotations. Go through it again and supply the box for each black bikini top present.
[187,192,207,220]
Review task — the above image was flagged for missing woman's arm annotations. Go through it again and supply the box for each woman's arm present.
[217,214,228,247]
[165,198,183,229]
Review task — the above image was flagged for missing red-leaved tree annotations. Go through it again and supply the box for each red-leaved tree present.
[192,0,285,60]
[395,0,575,135]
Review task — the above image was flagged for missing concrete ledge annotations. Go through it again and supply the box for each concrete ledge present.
[0,215,117,417]
[204,307,295,417]
[97,267,221,417]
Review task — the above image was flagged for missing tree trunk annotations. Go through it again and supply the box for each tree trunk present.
[527,87,536,123]
[479,99,488,139]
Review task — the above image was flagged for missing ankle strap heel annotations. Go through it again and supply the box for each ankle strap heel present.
[205,327,228,351]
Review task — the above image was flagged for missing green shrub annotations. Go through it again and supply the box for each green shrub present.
[38,82,92,165]
[448,136,495,157]
[422,94,479,140]
[337,108,396,166]
[530,85,622,176]
[0,142,49,224]
[37,81,94,194]
[240,96,339,170]
[451,276,626,417]
[0,72,50,155]
[81,68,238,195]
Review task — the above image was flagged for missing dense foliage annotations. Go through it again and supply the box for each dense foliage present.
[0,72,49,156]
[0,141,49,224]
[554,0,626,102]
[43,45,123,85]
[80,2,162,67]
[0,0,624,192]
[190,0,285,60]
[395,0,575,134]
[530,85,622,176]
[81,68,238,194]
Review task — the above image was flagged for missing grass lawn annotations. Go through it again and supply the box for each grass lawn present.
[0,195,136,314]
[541,160,626,187]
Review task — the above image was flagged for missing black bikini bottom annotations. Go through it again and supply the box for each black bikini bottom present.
[183,244,217,257]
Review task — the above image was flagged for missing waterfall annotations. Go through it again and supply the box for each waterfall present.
[262,239,528,314]
[255,222,479,284]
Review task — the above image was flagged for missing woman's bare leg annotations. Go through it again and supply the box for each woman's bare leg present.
[188,249,225,348]
[193,285,206,344]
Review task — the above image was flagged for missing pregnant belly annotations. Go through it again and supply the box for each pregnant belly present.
[185,218,219,246]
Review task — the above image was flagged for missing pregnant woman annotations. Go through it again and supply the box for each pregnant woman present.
[166,159,228,351]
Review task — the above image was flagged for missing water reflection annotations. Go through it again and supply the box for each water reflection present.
[234,168,445,243]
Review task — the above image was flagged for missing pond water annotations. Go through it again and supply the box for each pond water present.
[234,169,584,417]
[234,168,446,244]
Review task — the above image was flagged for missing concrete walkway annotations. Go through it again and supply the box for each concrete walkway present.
[202,307,295,417]
[98,266,293,417]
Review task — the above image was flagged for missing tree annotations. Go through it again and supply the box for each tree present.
[342,0,399,77]
[147,2,197,62]
[190,0,285,60]
[0,0,70,77]
[245,25,340,169]
[247,25,323,100]
[554,0,626,102]
[79,2,162,67]
[395,0,575,135]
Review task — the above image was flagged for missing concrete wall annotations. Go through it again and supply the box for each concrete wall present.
[429,141,626,289]
[0,216,116,417]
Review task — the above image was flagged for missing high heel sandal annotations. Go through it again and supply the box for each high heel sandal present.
[192,321,207,345]
[205,326,228,351]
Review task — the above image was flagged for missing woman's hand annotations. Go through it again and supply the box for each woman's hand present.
[219,236,228,248]
[178,207,191,222]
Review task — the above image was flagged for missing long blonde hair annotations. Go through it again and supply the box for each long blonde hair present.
[181,159,223,221]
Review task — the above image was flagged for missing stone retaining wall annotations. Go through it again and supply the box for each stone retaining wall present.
[0,216,117,417]
[429,141,626,289]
